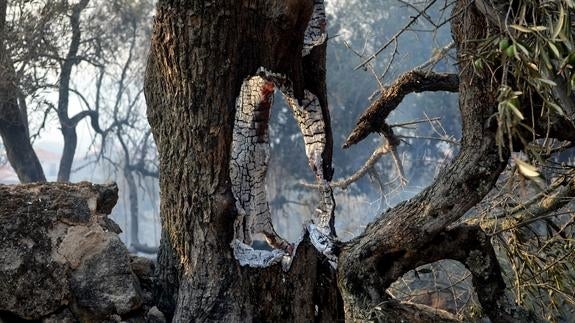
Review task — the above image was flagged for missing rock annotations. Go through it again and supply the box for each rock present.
[42,308,76,323]
[130,256,156,306]
[145,306,166,323]
[0,182,143,321]
[70,237,143,319]
[130,256,155,280]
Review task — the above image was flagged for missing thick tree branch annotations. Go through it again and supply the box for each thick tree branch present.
[343,71,459,148]
[340,224,538,322]
[69,109,104,134]
[415,225,537,322]
[366,225,533,322]
[336,2,524,321]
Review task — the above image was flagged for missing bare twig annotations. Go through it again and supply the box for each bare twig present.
[300,139,393,189]
[355,0,439,70]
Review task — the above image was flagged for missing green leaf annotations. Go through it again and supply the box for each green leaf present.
[505,45,517,58]
[499,38,511,51]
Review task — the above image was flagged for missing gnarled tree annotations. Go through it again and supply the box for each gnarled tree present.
[145,0,573,321]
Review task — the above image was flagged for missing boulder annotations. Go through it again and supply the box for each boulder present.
[0,182,143,322]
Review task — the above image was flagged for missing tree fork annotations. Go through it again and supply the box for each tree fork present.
[337,1,520,321]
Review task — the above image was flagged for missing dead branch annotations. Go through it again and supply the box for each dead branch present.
[354,0,439,70]
[301,126,408,190]
[300,140,392,190]
[343,71,459,148]
[415,42,455,72]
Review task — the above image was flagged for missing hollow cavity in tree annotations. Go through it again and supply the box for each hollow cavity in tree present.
[230,67,336,268]
[230,0,333,268]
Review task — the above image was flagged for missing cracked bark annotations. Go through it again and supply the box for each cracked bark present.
[145,1,342,321]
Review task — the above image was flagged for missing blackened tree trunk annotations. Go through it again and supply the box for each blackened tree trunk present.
[0,0,46,183]
[145,1,342,321]
[145,0,542,322]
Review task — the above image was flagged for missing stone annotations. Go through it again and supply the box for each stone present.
[145,306,166,323]
[0,182,143,321]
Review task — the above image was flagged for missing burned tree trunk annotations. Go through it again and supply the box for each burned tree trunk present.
[145,1,341,321]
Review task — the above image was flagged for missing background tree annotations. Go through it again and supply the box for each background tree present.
[86,0,159,253]
[0,0,154,182]
[0,0,46,183]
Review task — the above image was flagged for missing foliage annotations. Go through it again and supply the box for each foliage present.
[472,0,575,157]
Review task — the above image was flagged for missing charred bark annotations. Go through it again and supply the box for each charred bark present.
[145,1,341,321]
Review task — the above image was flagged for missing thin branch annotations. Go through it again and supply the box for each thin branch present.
[300,140,393,189]
[415,41,455,71]
[354,0,439,70]
[390,117,442,128]
[398,135,459,145]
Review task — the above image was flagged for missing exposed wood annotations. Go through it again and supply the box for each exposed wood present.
[145,1,341,321]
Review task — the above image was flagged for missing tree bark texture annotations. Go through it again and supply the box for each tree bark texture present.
[0,0,46,183]
[145,1,342,321]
